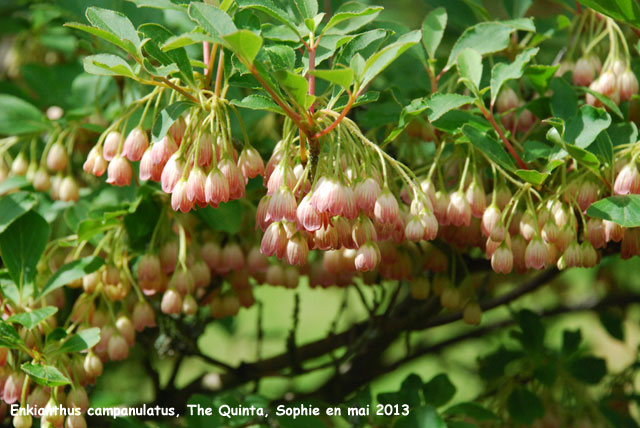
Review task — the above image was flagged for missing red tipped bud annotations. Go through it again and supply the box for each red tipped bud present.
[122,127,149,161]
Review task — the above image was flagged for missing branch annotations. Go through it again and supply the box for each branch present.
[479,103,528,170]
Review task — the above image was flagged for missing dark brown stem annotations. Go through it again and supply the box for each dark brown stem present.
[158,77,200,105]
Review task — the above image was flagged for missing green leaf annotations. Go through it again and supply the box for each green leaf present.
[504,0,533,18]
[589,131,613,165]
[457,48,483,90]
[394,405,446,428]
[514,309,545,351]
[490,48,539,105]
[236,0,299,37]
[231,94,284,114]
[0,321,24,349]
[515,169,549,185]
[161,32,215,51]
[188,2,237,37]
[323,3,383,35]
[58,327,101,353]
[580,87,623,119]
[599,310,625,341]
[577,0,640,29]
[562,329,582,355]
[293,0,318,20]
[426,93,475,122]
[550,77,577,121]
[266,45,296,71]
[586,195,640,227]
[608,122,638,147]
[0,95,49,135]
[8,307,57,329]
[85,7,141,57]
[309,68,354,89]
[0,192,37,234]
[275,70,309,107]
[422,7,447,59]
[152,101,193,141]
[445,402,500,421]
[139,24,194,85]
[21,363,71,387]
[507,388,544,424]
[565,105,611,149]
[39,256,105,299]
[568,356,607,384]
[0,210,49,287]
[223,30,263,64]
[446,22,515,68]
[462,124,517,172]
[196,201,244,235]
[83,54,136,78]
[65,22,138,58]
[362,30,421,86]
[525,64,559,94]
[423,373,456,407]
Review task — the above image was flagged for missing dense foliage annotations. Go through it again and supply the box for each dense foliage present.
[2,0,640,427]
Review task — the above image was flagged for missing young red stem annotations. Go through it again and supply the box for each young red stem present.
[203,42,210,73]
[204,43,219,89]
[480,105,528,170]
[307,47,316,114]
[313,92,356,139]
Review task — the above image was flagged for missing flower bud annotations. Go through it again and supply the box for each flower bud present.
[170,179,193,212]
[33,167,51,192]
[374,189,400,225]
[519,210,537,241]
[122,127,149,161]
[161,153,184,193]
[286,233,309,265]
[481,204,501,237]
[132,300,156,331]
[587,218,606,249]
[614,162,640,195]
[465,181,486,218]
[59,176,79,202]
[201,242,222,272]
[205,167,230,206]
[603,220,624,243]
[296,193,323,232]
[355,177,381,215]
[139,147,162,181]
[354,241,380,272]
[621,227,640,259]
[222,243,245,272]
[219,157,245,200]
[440,286,461,309]
[573,57,596,86]
[151,135,178,166]
[446,190,471,227]
[496,87,519,113]
[268,186,297,222]
[491,243,513,274]
[284,266,300,289]
[103,131,121,161]
[161,288,183,314]
[619,69,639,101]
[463,301,482,325]
[66,415,87,428]
[106,155,132,187]
[3,372,24,404]
[47,142,68,172]
[525,237,548,270]
[83,352,103,378]
[599,70,618,96]
[116,315,135,346]
[581,241,598,267]
[13,414,33,428]
[261,222,287,258]
[107,334,129,361]
[265,264,285,286]
[186,167,207,203]
[405,216,425,241]
[67,387,89,414]
[238,146,265,182]
[182,294,198,315]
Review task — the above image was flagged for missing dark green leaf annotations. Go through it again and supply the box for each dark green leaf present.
[236,0,298,37]
[423,373,456,407]
[139,24,194,85]
[608,122,638,147]
[39,256,104,299]
[533,360,558,386]
[462,124,517,172]
[562,329,582,355]
[58,327,101,353]
[8,307,57,329]
[266,45,295,71]
[421,7,447,59]
[65,22,138,58]
[0,210,49,287]
[21,363,71,387]
[580,87,623,119]
[275,70,309,107]
[0,192,37,234]
[0,95,49,135]
[589,131,613,165]
[394,405,446,428]
[514,309,545,351]
[515,169,548,185]
[426,93,475,122]
[152,101,193,141]
[231,94,284,114]
[293,0,318,20]
[525,64,559,94]
[195,201,244,235]
[577,0,640,29]
[568,356,607,384]
[565,105,611,149]
[0,321,24,349]
[445,402,500,421]
[507,387,544,424]
[599,310,625,341]
[490,48,539,105]
[550,78,577,121]
[77,217,119,242]
[479,347,523,380]
[586,195,640,227]
[188,3,236,37]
